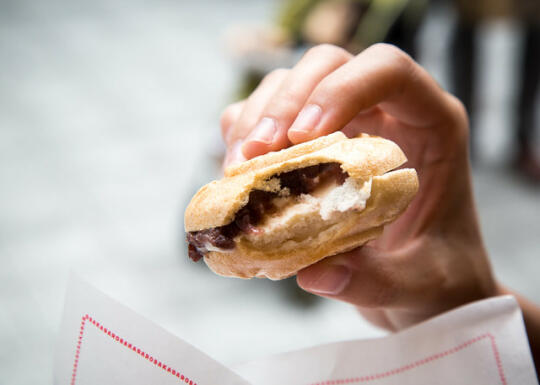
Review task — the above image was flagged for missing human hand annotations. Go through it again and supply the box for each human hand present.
[221,44,497,331]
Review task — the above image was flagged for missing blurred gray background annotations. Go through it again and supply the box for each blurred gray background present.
[0,0,539,384]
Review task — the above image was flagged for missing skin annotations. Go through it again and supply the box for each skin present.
[220,43,540,372]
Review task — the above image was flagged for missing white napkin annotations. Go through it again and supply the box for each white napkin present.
[233,295,538,385]
[55,275,538,385]
[54,276,249,385]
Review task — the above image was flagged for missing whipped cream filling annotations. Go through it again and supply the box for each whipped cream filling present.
[248,177,372,238]
[318,177,372,220]
[293,177,372,220]
[203,242,233,253]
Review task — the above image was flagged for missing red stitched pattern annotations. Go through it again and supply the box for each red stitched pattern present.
[71,314,197,385]
[309,333,507,385]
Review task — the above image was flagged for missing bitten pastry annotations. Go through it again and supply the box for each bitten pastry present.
[185,132,418,280]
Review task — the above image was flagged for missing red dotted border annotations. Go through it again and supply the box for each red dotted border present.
[70,313,507,385]
[309,333,507,385]
[71,314,197,385]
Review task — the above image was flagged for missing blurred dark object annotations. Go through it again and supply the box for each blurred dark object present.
[515,24,540,182]
[450,0,540,182]
[280,0,368,48]
[383,0,426,59]
[278,0,428,56]
[230,0,429,99]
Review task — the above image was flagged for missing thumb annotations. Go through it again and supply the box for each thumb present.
[297,245,406,308]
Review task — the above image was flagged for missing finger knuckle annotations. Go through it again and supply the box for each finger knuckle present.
[368,43,409,62]
[368,43,413,72]
[219,104,235,128]
[316,71,355,100]
[305,43,350,61]
[448,94,468,126]
[446,94,470,145]
[264,68,289,82]
[365,43,416,97]
[273,88,303,112]
[220,113,233,139]
[219,102,243,137]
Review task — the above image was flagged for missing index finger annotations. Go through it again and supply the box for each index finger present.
[288,44,464,143]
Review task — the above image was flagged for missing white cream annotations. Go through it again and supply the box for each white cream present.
[244,177,372,246]
[263,177,372,229]
[318,177,372,220]
[203,243,234,253]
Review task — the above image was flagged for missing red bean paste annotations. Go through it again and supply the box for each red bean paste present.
[186,163,348,262]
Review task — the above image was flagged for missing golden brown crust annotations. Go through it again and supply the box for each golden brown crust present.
[204,227,384,280]
[224,131,347,177]
[184,134,408,232]
[202,168,419,280]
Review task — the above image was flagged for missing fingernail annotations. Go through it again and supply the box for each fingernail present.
[290,104,322,134]
[299,264,351,295]
[224,140,246,167]
[248,117,277,144]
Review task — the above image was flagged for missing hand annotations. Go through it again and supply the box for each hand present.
[221,43,497,331]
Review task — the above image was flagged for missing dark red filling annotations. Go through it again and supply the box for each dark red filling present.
[186,163,348,262]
